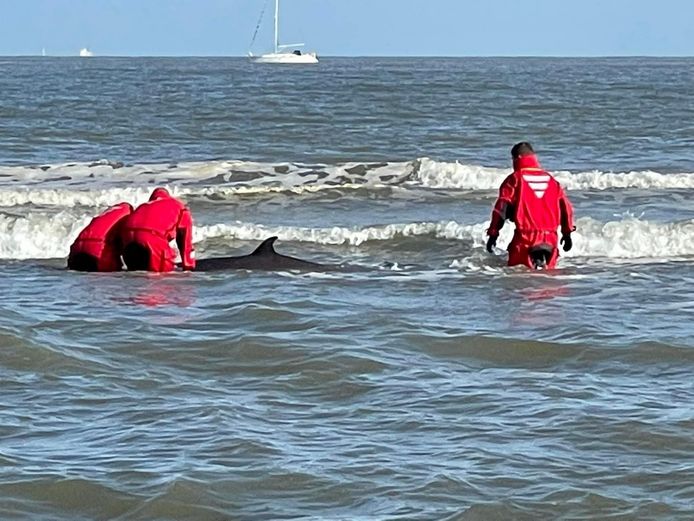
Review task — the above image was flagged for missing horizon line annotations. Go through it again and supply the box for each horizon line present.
[2,53,694,59]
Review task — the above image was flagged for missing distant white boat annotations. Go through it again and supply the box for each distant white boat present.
[79,48,94,57]
[249,0,318,64]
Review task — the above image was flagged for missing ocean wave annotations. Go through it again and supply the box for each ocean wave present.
[412,158,694,190]
[196,217,694,260]
[0,160,415,204]
[1,212,692,262]
[0,159,692,207]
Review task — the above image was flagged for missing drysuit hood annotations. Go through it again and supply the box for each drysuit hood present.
[149,187,171,201]
[513,154,542,171]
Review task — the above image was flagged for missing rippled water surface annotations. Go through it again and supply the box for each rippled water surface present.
[0,57,693,520]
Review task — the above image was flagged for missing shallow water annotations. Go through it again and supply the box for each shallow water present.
[0,57,693,520]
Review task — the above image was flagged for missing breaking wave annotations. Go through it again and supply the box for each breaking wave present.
[1,211,692,263]
[0,158,692,208]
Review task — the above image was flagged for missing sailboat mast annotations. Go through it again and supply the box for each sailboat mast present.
[274,0,279,53]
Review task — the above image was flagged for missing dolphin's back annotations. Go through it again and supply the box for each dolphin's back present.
[195,237,327,272]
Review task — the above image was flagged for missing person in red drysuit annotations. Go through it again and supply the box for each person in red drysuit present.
[486,142,575,269]
[120,187,196,272]
[67,202,134,272]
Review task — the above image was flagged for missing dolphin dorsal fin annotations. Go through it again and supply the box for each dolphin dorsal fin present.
[251,236,278,256]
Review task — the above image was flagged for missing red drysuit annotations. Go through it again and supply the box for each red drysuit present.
[487,154,575,269]
[68,202,133,272]
[120,188,196,272]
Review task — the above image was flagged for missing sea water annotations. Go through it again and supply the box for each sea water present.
[0,57,693,520]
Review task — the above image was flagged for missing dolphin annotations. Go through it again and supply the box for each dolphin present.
[195,236,342,272]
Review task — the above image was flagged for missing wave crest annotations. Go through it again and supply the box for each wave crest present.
[1,212,692,262]
[0,159,692,209]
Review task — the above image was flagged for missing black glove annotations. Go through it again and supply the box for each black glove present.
[486,235,497,253]
[560,233,572,252]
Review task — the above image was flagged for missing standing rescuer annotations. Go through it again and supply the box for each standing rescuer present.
[486,142,576,269]
[67,202,134,272]
[120,187,196,272]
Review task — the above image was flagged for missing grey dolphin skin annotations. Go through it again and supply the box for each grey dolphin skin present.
[195,236,340,272]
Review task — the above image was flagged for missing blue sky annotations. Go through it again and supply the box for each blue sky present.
[0,0,692,57]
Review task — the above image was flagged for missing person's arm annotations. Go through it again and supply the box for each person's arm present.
[486,174,516,252]
[488,174,516,237]
[176,207,196,270]
[558,186,576,252]
[559,187,575,236]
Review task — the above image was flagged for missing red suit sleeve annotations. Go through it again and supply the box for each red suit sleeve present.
[176,206,196,270]
[558,186,576,236]
[487,174,517,237]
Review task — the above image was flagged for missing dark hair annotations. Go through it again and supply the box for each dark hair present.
[511,142,534,159]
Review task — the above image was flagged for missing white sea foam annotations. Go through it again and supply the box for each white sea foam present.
[568,216,694,258]
[193,220,487,248]
[0,211,90,260]
[2,212,693,263]
[0,159,692,206]
[0,184,377,208]
[412,158,694,191]
[0,187,158,208]
[0,160,415,207]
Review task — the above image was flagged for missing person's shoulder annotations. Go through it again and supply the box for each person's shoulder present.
[544,170,570,193]
[544,169,562,183]
[533,167,556,180]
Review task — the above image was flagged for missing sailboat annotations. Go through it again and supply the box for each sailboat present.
[249,0,318,64]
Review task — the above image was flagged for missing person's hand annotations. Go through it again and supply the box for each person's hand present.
[486,235,497,253]
[560,233,572,252]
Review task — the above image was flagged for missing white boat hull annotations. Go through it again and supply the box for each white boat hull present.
[251,52,318,64]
